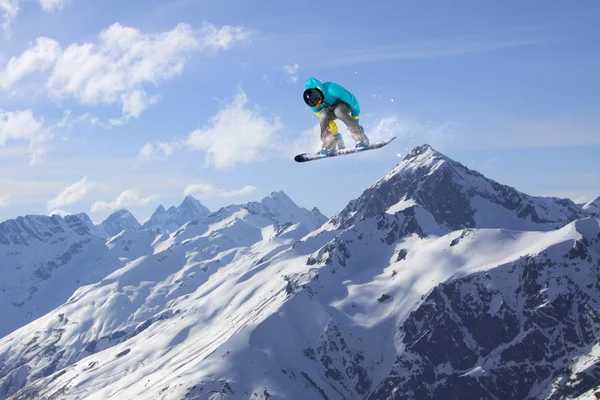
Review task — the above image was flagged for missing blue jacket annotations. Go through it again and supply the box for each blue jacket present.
[305,77,361,117]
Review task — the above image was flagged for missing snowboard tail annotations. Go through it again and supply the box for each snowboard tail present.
[294,136,396,163]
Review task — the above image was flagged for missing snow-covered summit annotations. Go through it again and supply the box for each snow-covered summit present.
[96,209,142,237]
[142,195,211,233]
[582,196,600,213]
[206,190,327,231]
[333,144,586,233]
[393,143,449,174]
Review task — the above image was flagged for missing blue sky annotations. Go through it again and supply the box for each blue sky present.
[1,0,599,223]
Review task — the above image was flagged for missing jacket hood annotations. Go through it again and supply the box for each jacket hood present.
[305,77,323,91]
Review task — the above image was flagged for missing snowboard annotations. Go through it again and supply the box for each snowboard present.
[294,136,396,163]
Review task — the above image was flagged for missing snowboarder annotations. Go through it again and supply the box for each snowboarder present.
[303,77,370,156]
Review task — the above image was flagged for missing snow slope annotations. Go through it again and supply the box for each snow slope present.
[0,214,128,339]
[5,215,598,399]
[0,191,328,399]
[1,145,598,400]
[370,217,600,399]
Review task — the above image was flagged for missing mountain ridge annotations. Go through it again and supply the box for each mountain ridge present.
[142,195,211,233]
[0,144,598,400]
[332,144,588,233]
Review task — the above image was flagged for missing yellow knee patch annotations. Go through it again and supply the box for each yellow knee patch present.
[329,120,339,134]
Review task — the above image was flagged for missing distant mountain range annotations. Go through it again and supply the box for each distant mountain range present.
[0,144,598,400]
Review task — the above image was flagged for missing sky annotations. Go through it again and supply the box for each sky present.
[0,0,599,223]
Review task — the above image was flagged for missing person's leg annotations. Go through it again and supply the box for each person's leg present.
[332,102,369,145]
[318,107,336,150]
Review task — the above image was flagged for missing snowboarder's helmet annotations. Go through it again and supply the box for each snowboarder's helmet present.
[303,88,324,107]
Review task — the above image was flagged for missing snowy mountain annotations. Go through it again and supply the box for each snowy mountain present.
[143,195,211,233]
[582,196,600,214]
[96,209,142,237]
[0,191,328,399]
[0,214,127,339]
[369,218,600,399]
[332,144,587,233]
[205,190,327,229]
[1,145,598,400]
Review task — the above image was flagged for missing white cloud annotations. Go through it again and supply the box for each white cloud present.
[0,194,9,208]
[367,117,405,143]
[121,89,160,119]
[47,176,94,210]
[137,141,173,162]
[53,110,108,138]
[1,0,73,37]
[45,22,249,118]
[49,209,69,217]
[286,124,322,156]
[186,90,282,169]
[39,0,71,11]
[0,0,18,37]
[0,109,53,164]
[283,63,299,82]
[46,23,199,106]
[184,183,256,199]
[91,189,158,212]
[0,38,62,89]
[199,23,251,50]
[1,22,250,119]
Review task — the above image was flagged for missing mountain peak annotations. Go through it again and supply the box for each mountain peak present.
[266,190,292,203]
[582,196,600,213]
[179,195,210,214]
[142,195,211,233]
[99,209,141,237]
[256,191,310,219]
[378,144,451,186]
[403,143,434,159]
[181,194,198,204]
[179,195,208,212]
[398,143,450,173]
[112,209,134,218]
[203,190,326,232]
[334,144,586,232]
